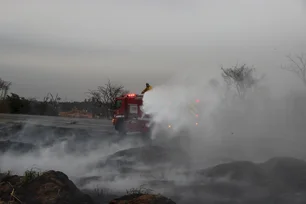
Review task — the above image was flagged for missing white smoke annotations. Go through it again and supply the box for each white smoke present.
[142,72,227,136]
[142,68,306,164]
[140,72,231,143]
[0,129,144,176]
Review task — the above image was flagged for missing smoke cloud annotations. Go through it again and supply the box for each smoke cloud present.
[141,73,223,143]
[142,67,306,165]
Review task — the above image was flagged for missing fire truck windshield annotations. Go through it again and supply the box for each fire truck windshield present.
[114,100,122,109]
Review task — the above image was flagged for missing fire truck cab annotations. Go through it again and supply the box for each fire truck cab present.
[111,93,151,135]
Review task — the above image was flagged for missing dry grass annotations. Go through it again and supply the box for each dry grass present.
[21,169,41,185]
[126,184,153,196]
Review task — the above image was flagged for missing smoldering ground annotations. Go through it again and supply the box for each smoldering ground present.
[139,68,306,203]
[1,67,306,203]
[0,122,197,204]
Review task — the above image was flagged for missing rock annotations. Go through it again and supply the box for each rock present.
[109,194,176,204]
[0,170,94,204]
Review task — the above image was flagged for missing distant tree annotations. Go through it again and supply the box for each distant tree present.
[6,93,31,114]
[221,64,262,99]
[0,78,12,100]
[43,93,61,105]
[27,97,37,102]
[88,79,129,118]
[281,54,306,86]
[42,93,61,116]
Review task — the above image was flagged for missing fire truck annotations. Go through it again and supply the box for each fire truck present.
[111,93,150,135]
[111,93,200,136]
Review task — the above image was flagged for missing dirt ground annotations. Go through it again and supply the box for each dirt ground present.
[1,121,306,204]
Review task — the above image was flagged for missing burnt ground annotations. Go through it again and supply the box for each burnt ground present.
[1,122,306,204]
[0,170,94,204]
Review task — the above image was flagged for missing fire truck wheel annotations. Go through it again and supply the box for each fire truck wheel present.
[116,119,126,135]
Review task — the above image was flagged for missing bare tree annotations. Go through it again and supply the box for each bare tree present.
[0,78,12,100]
[221,64,261,99]
[281,54,306,86]
[43,93,61,114]
[88,79,129,118]
[44,93,61,104]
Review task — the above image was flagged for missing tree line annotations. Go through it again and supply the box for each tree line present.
[0,78,128,118]
[0,54,305,117]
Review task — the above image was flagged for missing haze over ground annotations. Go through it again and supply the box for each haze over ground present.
[1,0,306,100]
[1,2,306,203]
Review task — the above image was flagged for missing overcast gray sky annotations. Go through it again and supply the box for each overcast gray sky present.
[0,0,306,101]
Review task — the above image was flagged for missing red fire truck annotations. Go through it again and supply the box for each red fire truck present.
[111,93,200,136]
[111,93,151,135]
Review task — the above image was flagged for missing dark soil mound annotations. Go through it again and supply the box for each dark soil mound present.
[109,194,176,204]
[197,157,306,190]
[95,145,190,175]
[0,170,94,204]
[177,157,306,203]
[260,157,306,192]
[201,161,268,185]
